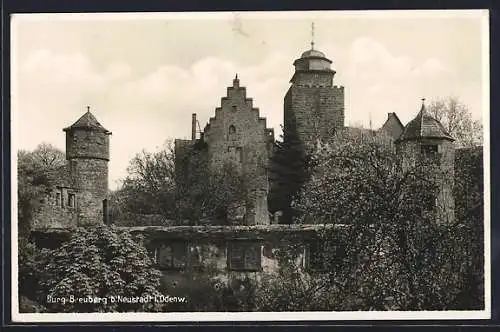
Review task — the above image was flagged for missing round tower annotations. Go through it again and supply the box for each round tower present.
[63,108,112,226]
[395,99,455,224]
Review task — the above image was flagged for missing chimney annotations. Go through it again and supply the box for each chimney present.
[191,113,197,141]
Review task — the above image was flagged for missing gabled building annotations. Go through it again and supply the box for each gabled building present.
[175,75,275,226]
[380,112,405,141]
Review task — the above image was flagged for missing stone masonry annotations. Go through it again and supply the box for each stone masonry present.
[202,75,275,225]
[284,48,345,152]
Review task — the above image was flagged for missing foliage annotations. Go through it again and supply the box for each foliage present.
[175,146,247,225]
[427,97,483,148]
[255,242,333,311]
[18,237,42,303]
[281,130,484,310]
[268,125,312,223]
[114,140,247,225]
[116,140,177,219]
[453,147,484,308]
[19,296,47,313]
[30,226,166,313]
[17,143,66,238]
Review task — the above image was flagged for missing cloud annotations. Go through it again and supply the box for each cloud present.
[336,37,462,128]
[15,36,482,190]
[16,48,293,189]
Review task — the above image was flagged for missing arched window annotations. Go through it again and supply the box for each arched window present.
[228,125,237,141]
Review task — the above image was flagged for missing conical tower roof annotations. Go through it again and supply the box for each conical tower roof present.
[396,101,454,142]
[63,110,111,134]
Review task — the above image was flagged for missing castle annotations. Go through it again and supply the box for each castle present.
[26,37,465,300]
[31,39,456,229]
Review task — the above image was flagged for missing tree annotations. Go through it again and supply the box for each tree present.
[29,226,166,313]
[283,130,482,310]
[114,140,247,225]
[17,143,66,237]
[267,125,311,224]
[118,140,177,219]
[427,97,483,148]
[453,147,484,308]
[175,146,247,225]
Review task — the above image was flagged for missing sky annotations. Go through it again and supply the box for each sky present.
[11,10,489,190]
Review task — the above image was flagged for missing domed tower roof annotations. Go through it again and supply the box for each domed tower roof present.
[300,48,327,59]
[396,100,454,142]
[63,108,111,134]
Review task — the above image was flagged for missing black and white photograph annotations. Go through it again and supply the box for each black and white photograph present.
[11,10,489,321]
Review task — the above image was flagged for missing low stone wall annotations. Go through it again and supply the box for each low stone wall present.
[123,224,346,297]
[31,224,348,300]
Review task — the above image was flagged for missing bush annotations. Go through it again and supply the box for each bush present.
[29,226,166,313]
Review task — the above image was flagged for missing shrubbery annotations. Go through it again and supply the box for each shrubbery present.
[19,226,166,313]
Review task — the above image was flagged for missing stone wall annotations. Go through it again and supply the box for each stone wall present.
[203,77,274,225]
[31,187,78,229]
[396,138,455,224]
[71,159,109,225]
[31,224,347,300]
[126,224,344,296]
[284,83,344,152]
[65,129,110,161]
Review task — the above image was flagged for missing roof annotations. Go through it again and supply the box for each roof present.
[380,112,405,141]
[396,103,454,142]
[301,48,327,58]
[63,111,111,134]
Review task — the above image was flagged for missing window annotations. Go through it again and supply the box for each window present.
[227,241,261,272]
[422,189,437,214]
[154,242,187,270]
[305,240,346,271]
[55,192,61,206]
[68,193,76,208]
[421,144,439,156]
[232,105,237,112]
[421,144,438,154]
[228,125,237,141]
[228,146,243,163]
[102,199,109,224]
[421,144,440,165]
[237,147,243,162]
[306,241,327,271]
[188,245,203,269]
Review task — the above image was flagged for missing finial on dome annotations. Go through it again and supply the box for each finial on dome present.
[233,73,239,88]
[420,98,427,115]
[86,105,90,112]
[311,22,315,50]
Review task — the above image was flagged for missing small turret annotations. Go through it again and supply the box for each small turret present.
[63,107,112,226]
[396,99,455,224]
